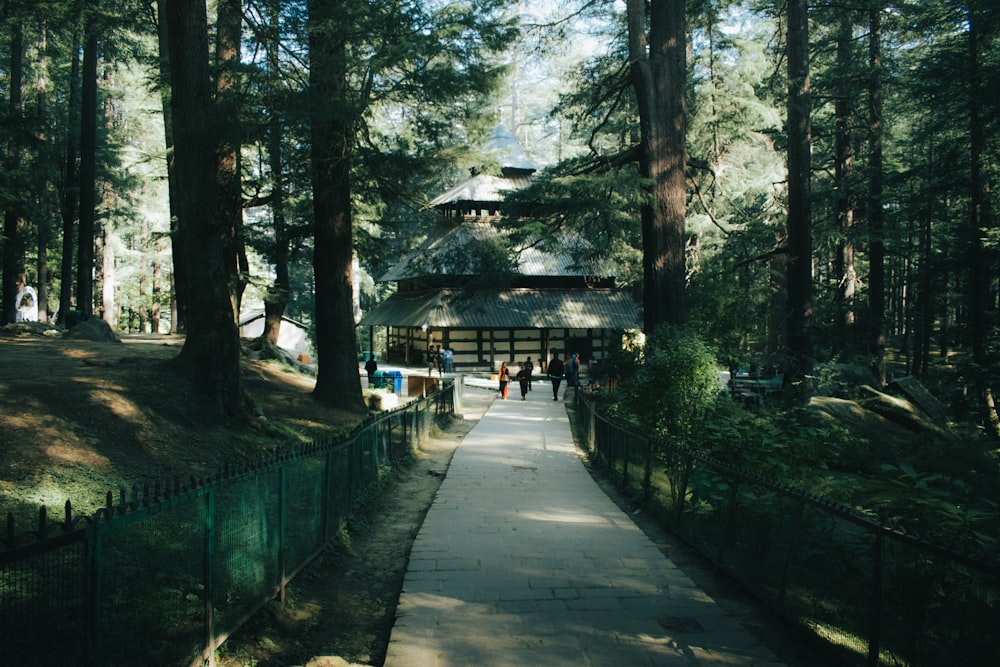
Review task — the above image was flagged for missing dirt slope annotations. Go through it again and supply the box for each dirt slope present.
[0,324,489,666]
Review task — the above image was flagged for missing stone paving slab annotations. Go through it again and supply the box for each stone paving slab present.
[384,394,784,666]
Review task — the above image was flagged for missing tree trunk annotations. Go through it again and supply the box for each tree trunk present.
[2,3,25,325]
[262,15,290,347]
[867,0,886,387]
[58,17,82,326]
[165,0,247,418]
[152,236,162,332]
[100,69,117,328]
[784,0,813,375]
[768,232,787,357]
[35,16,50,324]
[156,0,185,333]
[966,4,995,427]
[76,2,99,316]
[139,209,149,333]
[627,0,687,331]
[308,0,365,411]
[101,221,115,327]
[833,12,856,354]
[914,188,933,381]
[215,0,244,315]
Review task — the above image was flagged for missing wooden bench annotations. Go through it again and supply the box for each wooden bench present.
[732,373,784,398]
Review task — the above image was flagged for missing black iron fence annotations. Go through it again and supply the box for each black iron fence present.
[0,382,456,667]
[569,393,1000,667]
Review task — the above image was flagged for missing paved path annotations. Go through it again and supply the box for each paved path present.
[384,392,784,666]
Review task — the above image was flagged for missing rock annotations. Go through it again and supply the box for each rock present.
[809,395,892,426]
[67,317,121,343]
[303,657,358,667]
[858,385,953,440]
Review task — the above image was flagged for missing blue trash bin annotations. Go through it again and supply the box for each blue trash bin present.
[387,371,403,393]
[372,370,386,389]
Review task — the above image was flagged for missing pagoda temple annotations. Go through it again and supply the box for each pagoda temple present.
[358,124,642,371]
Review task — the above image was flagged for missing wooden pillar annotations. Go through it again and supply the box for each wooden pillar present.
[541,328,549,374]
[489,329,495,370]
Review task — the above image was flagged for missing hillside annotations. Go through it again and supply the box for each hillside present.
[0,324,366,529]
[1,323,491,665]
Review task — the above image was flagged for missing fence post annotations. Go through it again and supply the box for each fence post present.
[622,430,630,486]
[598,416,608,463]
[402,405,410,459]
[322,449,332,543]
[587,398,597,454]
[776,499,806,610]
[202,486,217,667]
[85,522,103,666]
[642,435,652,505]
[673,456,693,530]
[599,416,610,464]
[278,465,287,604]
[717,480,741,568]
[867,532,885,667]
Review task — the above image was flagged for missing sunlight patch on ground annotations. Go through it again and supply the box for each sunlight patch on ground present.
[517,509,612,526]
[808,619,870,661]
[397,591,483,613]
[7,480,111,516]
[88,389,143,421]
[2,412,103,465]
[44,443,111,468]
[58,347,102,361]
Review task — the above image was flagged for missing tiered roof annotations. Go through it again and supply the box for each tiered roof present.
[359,124,642,331]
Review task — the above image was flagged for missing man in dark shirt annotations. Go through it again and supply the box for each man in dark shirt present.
[547,353,565,401]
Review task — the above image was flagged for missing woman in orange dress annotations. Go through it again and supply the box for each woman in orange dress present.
[498,361,511,399]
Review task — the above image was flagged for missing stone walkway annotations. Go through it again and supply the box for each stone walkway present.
[384,392,784,666]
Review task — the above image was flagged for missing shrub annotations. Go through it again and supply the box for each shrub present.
[613,326,721,438]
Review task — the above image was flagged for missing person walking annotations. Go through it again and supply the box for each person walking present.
[524,357,534,391]
[565,353,580,398]
[516,363,530,400]
[364,354,378,386]
[426,346,437,377]
[547,352,565,401]
[498,361,511,399]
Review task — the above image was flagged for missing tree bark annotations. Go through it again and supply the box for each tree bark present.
[156,0,185,333]
[867,0,886,386]
[262,4,290,347]
[308,0,365,411]
[139,208,149,333]
[35,16,51,324]
[100,69,117,328]
[76,2,99,316]
[58,16,82,326]
[165,0,247,418]
[215,0,244,315]
[914,187,933,381]
[833,12,856,354]
[2,2,25,325]
[966,4,995,427]
[627,0,687,331]
[784,0,814,374]
[101,220,115,326]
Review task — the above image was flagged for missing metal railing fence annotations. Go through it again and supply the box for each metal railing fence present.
[0,382,456,667]
[569,393,1000,667]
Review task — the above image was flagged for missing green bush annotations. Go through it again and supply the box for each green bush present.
[612,326,721,438]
